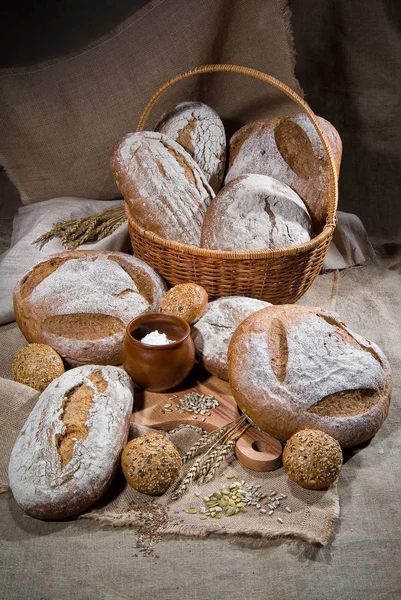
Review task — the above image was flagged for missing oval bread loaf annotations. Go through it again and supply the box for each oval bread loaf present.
[191,296,271,381]
[228,305,392,447]
[8,365,134,520]
[13,250,167,366]
[111,131,215,246]
[225,114,342,224]
[201,174,312,251]
[155,101,226,193]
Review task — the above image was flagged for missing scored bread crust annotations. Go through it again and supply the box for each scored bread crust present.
[13,250,167,366]
[155,101,227,193]
[191,296,271,381]
[200,173,312,251]
[227,305,392,447]
[225,114,342,225]
[8,365,134,520]
[111,131,215,246]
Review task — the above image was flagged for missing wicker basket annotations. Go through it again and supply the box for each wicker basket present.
[128,64,338,304]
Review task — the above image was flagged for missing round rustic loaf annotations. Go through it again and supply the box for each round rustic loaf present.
[121,433,182,495]
[191,296,271,381]
[228,305,392,447]
[160,283,208,324]
[155,101,226,193]
[110,131,215,246]
[225,114,342,224]
[200,174,312,251]
[12,343,65,392]
[8,365,134,520]
[13,250,167,366]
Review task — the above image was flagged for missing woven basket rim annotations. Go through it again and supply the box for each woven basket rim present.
[126,209,336,260]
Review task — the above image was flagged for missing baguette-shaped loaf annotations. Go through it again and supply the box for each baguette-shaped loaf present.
[228,305,392,447]
[8,365,134,520]
[156,101,226,193]
[13,250,167,366]
[201,174,312,251]
[111,131,215,246]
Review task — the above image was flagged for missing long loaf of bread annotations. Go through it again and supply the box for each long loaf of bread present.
[8,365,134,520]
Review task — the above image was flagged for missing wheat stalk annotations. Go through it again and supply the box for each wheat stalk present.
[172,416,248,500]
[33,206,126,249]
[181,422,232,464]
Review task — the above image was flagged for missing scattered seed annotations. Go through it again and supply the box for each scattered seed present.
[260,509,267,514]
[285,506,292,513]
[268,510,274,516]
[186,508,197,514]
[277,518,284,524]
[164,403,172,409]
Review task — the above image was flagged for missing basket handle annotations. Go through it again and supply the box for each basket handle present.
[136,64,338,227]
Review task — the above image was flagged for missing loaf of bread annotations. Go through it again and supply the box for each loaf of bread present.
[110,131,215,246]
[191,296,271,381]
[200,174,312,251]
[155,101,226,193]
[13,250,167,366]
[8,365,134,520]
[228,305,392,447]
[225,114,342,224]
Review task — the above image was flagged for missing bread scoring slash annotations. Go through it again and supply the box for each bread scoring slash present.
[8,365,134,520]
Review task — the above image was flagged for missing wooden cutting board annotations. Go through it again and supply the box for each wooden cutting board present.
[131,365,282,472]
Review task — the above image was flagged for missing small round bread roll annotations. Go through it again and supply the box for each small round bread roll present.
[121,433,182,495]
[12,343,65,392]
[283,429,343,489]
[160,283,208,324]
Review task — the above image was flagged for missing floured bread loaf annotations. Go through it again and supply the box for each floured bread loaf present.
[191,296,271,381]
[13,250,167,366]
[8,365,134,520]
[225,114,342,223]
[201,174,312,251]
[155,101,226,193]
[228,305,392,447]
[110,131,215,246]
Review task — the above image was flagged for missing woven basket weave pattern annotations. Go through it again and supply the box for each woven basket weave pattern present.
[128,65,338,304]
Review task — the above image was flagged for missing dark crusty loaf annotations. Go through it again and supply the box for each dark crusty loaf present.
[225,114,342,224]
[155,101,226,193]
[13,250,167,366]
[200,174,312,251]
[191,296,271,381]
[111,131,215,246]
[228,305,392,447]
[8,365,134,520]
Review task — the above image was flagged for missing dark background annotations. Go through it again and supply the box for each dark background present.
[1,0,400,242]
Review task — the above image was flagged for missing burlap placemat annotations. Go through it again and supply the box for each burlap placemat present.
[0,376,339,546]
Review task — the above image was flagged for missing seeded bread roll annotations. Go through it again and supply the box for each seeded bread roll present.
[111,131,215,246]
[13,250,167,366]
[201,174,312,251]
[228,305,392,447]
[283,429,343,490]
[12,343,65,392]
[8,365,134,520]
[155,101,226,193]
[191,296,271,381]
[121,433,182,495]
[160,283,208,324]
[225,114,342,224]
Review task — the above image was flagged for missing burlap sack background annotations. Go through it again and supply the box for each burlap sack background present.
[0,0,299,204]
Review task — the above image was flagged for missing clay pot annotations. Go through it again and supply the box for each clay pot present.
[123,313,195,391]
